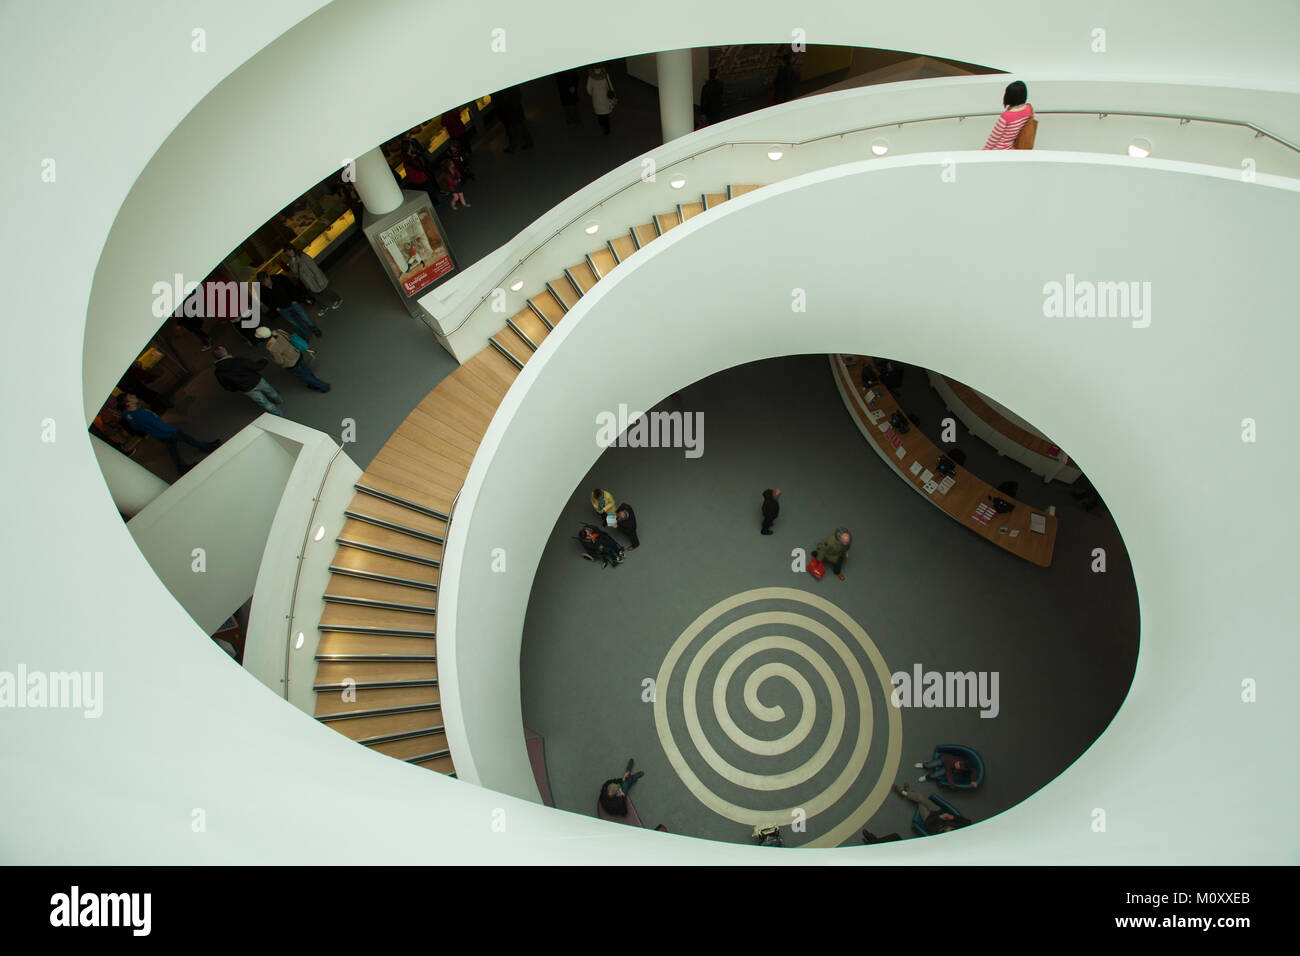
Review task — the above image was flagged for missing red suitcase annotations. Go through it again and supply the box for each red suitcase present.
[808,557,825,580]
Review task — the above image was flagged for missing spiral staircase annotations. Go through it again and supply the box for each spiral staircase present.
[311,183,764,774]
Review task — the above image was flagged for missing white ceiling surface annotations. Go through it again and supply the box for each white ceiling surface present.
[0,0,1297,862]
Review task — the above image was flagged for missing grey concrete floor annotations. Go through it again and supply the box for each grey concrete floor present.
[521,354,1139,848]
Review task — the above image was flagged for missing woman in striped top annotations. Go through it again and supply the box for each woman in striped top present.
[983,81,1033,150]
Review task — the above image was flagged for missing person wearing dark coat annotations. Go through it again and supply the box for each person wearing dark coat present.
[771,54,798,104]
[212,346,284,416]
[598,759,644,816]
[700,69,724,125]
[555,69,582,125]
[495,85,533,152]
[761,488,781,534]
[615,503,639,549]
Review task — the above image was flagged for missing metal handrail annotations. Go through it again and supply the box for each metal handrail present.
[282,441,348,700]
[431,487,463,606]
[446,107,1298,337]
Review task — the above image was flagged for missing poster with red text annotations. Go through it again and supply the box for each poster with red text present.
[378,208,454,296]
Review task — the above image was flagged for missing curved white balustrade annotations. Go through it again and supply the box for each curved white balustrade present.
[3,0,1299,863]
[441,153,1300,860]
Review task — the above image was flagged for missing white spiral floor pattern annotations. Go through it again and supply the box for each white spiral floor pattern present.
[653,587,903,847]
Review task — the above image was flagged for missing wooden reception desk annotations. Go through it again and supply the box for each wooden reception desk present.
[832,355,1058,567]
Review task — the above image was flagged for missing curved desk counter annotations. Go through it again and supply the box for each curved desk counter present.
[832,355,1058,567]
[928,371,1081,485]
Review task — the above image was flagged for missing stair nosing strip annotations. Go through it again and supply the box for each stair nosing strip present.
[406,749,453,765]
[585,252,602,280]
[328,565,437,592]
[505,317,538,352]
[314,678,438,691]
[545,280,572,312]
[323,593,437,615]
[317,624,436,638]
[358,725,446,747]
[317,702,441,722]
[314,654,437,663]
[606,239,621,264]
[354,483,451,522]
[488,336,525,371]
[335,538,441,569]
[526,298,554,330]
[343,510,444,544]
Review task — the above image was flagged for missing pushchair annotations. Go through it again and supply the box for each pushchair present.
[575,523,625,568]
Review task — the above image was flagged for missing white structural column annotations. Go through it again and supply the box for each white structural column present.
[353,147,404,216]
[90,434,169,518]
[656,49,696,143]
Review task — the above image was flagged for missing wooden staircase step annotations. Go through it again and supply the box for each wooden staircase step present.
[633,223,658,247]
[346,492,447,537]
[655,211,682,233]
[316,632,438,657]
[348,472,450,517]
[369,730,449,760]
[492,326,535,364]
[324,708,443,743]
[730,183,761,198]
[412,753,456,774]
[589,248,617,278]
[470,345,522,390]
[325,574,438,610]
[704,191,728,208]
[338,518,444,562]
[509,308,551,347]
[680,200,706,220]
[529,292,565,326]
[319,603,438,634]
[331,547,438,583]
[567,262,598,294]
[315,683,441,718]
[609,235,637,262]
[314,659,438,686]
[546,276,581,311]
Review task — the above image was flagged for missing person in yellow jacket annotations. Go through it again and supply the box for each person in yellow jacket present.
[590,488,615,521]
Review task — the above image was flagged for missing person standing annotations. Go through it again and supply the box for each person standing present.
[495,86,533,153]
[700,68,724,126]
[255,326,331,392]
[771,53,798,105]
[440,106,473,158]
[556,69,582,125]
[437,157,469,210]
[983,81,1034,150]
[284,247,342,316]
[119,393,218,475]
[258,271,321,340]
[401,137,442,207]
[760,488,781,535]
[615,503,639,549]
[598,758,645,817]
[590,487,616,521]
[212,346,285,416]
[586,65,616,135]
[811,527,852,580]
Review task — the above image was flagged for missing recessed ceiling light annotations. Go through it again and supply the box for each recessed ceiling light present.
[871,138,889,156]
[1129,137,1152,158]
[767,149,784,161]
[294,632,305,650]
[510,280,524,291]
[584,222,600,235]
[313,525,325,542]
[670,176,687,189]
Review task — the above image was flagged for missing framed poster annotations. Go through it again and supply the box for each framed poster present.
[376,206,455,296]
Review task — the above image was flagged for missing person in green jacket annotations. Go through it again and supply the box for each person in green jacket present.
[812,527,852,580]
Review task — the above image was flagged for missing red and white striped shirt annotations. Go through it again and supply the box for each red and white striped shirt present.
[983,104,1034,150]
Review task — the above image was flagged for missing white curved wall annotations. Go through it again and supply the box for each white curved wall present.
[2,0,1299,862]
[443,154,1300,860]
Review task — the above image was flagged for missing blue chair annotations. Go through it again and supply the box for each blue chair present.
[911,794,964,837]
[923,744,985,790]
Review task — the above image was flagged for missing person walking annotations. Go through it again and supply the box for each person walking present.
[119,393,219,476]
[983,81,1034,150]
[284,247,342,316]
[760,488,781,535]
[700,68,724,126]
[614,502,639,549]
[212,346,285,416]
[556,68,582,125]
[811,527,852,580]
[586,65,616,135]
[598,758,645,817]
[495,85,533,153]
[437,157,469,210]
[257,271,321,340]
[255,326,331,392]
